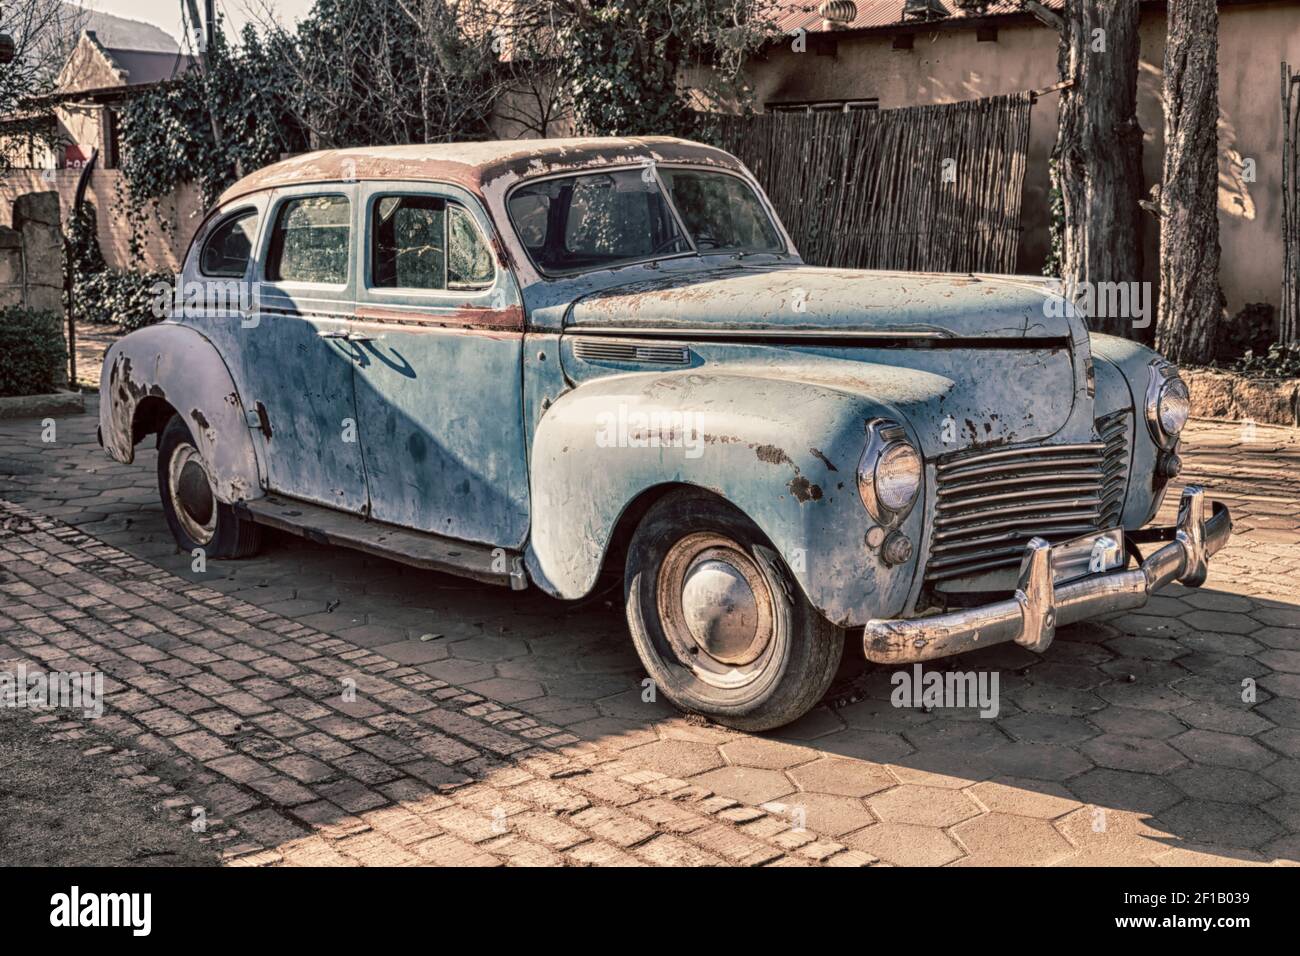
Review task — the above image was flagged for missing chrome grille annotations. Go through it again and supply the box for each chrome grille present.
[1096,410,1130,528]
[926,443,1107,584]
[572,339,690,365]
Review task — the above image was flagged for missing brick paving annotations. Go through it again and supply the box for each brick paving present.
[1,403,1299,865]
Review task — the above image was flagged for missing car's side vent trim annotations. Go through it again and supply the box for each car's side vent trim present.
[572,339,691,365]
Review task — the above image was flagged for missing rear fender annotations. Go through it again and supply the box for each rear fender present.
[100,323,263,503]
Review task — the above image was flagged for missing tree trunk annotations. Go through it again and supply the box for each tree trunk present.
[1155,0,1225,363]
[1053,0,1145,337]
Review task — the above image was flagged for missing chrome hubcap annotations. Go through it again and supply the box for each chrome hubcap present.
[168,443,217,545]
[681,558,761,664]
[655,532,775,689]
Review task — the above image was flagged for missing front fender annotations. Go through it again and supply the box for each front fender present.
[1089,333,1169,527]
[525,367,930,627]
[100,323,263,503]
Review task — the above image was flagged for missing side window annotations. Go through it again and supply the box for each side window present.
[372,195,494,291]
[265,195,350,284]
[448,204,494,289]
[200,210,258,278]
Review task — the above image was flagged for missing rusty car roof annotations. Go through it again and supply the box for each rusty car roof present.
[216,136,748,207]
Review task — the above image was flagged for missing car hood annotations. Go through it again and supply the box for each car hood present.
[563,265,1075,340]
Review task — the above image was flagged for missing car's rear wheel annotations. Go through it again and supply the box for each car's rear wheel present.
[157,414,262,559]
[624,489,843,731]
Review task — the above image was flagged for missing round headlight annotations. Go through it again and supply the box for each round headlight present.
[875,442,922,513]
[1158,377,1190,438]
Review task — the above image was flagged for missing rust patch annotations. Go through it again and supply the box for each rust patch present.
[788,476,823,502]
[190,409,210,431]
[753,444,793,467]
[354,304,525,333]
[809,448,838,472]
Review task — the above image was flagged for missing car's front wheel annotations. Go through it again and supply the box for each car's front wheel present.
[157,414,262,559]
[624,489,843,731]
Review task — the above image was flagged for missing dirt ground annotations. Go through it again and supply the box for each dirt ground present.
[0,707,218,866]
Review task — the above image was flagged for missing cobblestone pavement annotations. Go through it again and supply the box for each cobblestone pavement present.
[1,402,1299,866]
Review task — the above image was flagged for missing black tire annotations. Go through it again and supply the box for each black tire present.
[157,414,262,559]
[624,489,843,731]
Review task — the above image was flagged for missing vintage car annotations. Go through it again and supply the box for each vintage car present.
[99,136,1232,730]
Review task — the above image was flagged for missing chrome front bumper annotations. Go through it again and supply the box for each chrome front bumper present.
[862,486,1232,665]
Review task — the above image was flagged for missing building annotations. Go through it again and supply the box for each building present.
[0,13,203,274]
[750,0,1300,320]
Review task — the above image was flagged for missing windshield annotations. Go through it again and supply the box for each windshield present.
[507,166,783,275]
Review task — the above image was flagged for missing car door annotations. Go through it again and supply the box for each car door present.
[237,184,370,514]
[350,181,529,547]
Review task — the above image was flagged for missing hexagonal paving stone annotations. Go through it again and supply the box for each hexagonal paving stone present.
[691,766,796,806]
[1080,735,1187,775]
[417,658,498,685]
[625,739,726,778]
[982,741,1095,781]
[1254,627,1300,651]
[998,712,1099,746]
[776,792,876,837]
[1179,610,1261,635]
[1257,648,1300,675]
[1053,805,1172,865]
[867,785,981,828]
[1174,674,1272,706]
[1099,658,1190,685]
[1087,705,1185,739]
[1169,729,1277,772]
[1026,663,1107,690]
[1067,767,1184,814]
[1260,758,1300,793]
[1261,793,1300,831]
[1177,652,1268,682]
[970,778,1081,819]
[719,737,820,771]
[844,822,964,866]
[950,812,1075,866]
[773,706,846,741]
[1154,800,1281,849]
[837,696,936,733]
[446,635,531,662]
[1010,684,1107,717]
[595,688,679,723]
[1173,701,1273,736]
[813,729,915,764]
[1260,727,1300,759]
[1096,681,1188,711]
[903,718,1007,755]
[1168,765,1282,804]
[463,677,545,704]
[788,757,896,798]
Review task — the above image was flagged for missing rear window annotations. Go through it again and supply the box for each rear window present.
[200,210,257,278]
[266,195,350,284]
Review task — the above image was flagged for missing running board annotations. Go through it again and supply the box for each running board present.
[234,494,527,589]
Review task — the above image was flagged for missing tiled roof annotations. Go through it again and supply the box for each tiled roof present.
[772,0,1064,34]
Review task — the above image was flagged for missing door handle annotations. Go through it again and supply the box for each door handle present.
[317,329,374,342]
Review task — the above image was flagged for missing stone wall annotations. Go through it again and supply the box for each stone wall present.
[0,190,62,312]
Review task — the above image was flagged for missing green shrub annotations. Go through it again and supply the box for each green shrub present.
[0,307,68,397]
[72,267,168,331]
[1231,342,1300,379]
